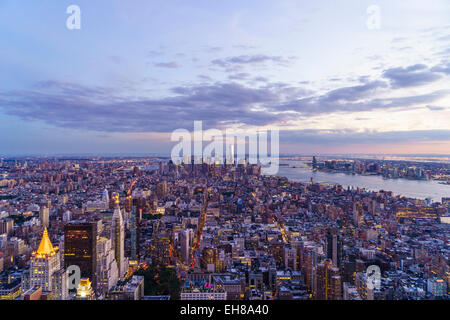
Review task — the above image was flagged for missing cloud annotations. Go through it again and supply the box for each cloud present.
[273,78,449,116]
[33,81,111,97]
[280,129,450,145]
[431,62,450,75]
[323,81,388,102]
[253,76,269,82]
[0,81,286,133]
[154,62,181,68]
[0,62,448,134]
[148,50,165,57]
[382,64,442,88]
[204,46,223,53]
[426,105,446,111]
[211,54,295,71]
[228,73,250,80]
[197,74,213,81]
[232,44,258,50]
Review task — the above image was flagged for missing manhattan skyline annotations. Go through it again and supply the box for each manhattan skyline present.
[0,1,449,304]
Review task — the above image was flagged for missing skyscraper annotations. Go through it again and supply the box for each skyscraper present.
[39,206,49,229]
[353,202,364,227]
[326,228,342,267]
[156,181,167,199]
[315,259,342,300]
[315,259,332,300]
[130,205,140,261]
[284,244,298,271]
[111,195,127,278]
[0,218,13,236]
[328,271,342,300]
[51,268,68,300]
[102,188,109,208]
[96,236,119,294]
[64,222,98,290]
[201,247,221,272]
[150,222,173,265]
[179,228,190,265]
[29,228,61,292]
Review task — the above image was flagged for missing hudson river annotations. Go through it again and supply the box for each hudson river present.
[277,160,450,203]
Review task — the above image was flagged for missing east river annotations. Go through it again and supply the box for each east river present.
[277,160,450,203]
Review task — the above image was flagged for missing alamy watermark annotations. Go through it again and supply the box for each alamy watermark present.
[66,5,81,30]
[64,5,381,33]
[366,5,381,30]
[366,265,381,290]
[67,264,81,290]
[170,121,279,175]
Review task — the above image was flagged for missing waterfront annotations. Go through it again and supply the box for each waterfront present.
[278,160,450,203]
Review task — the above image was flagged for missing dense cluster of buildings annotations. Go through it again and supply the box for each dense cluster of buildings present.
[311,156,450,182]
[0,157,448,300]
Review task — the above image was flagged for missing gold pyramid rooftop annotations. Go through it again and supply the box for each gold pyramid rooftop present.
[33,227,58,258]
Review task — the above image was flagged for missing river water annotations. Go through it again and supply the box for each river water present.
[277,160,450,203]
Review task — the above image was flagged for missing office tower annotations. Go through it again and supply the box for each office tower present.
[59,194,68,205]
[237,198,243,214]
[0,218,13,236]
[8,236,27,255]
[342,260,356,284]
[427,278,447,298]
[353,202,364,227]
[130,206,137,260]
[64,222,98,290]
[51,268,68,300]
[97,236,119,294]
[150,230,172,265]
[312,156,318,169]
[201,247,219,272]
[326,229,342,267]
[315,259,331,300]
[102,188,109,207]
[284,245,297,271]
[124,195,132,213]
[302,245,319,294]
[41,197,51,210]
[111,195,127,278]
[29,228,61,292]
[130,205,140,261]
[179,228,190,265]
[0,233,7,249]
[156,180,167,198]
[39,206,50,229]
[62,210,72,223]
[315,259,341,300]
[328,268,342,300]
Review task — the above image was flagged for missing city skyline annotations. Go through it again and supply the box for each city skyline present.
[0,1,449,305]
[0,1,449,155]
[1,157,448,301]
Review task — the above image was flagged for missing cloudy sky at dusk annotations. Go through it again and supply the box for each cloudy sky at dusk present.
[0,0,449,155]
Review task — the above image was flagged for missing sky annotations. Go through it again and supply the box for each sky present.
[0,0,449,156]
